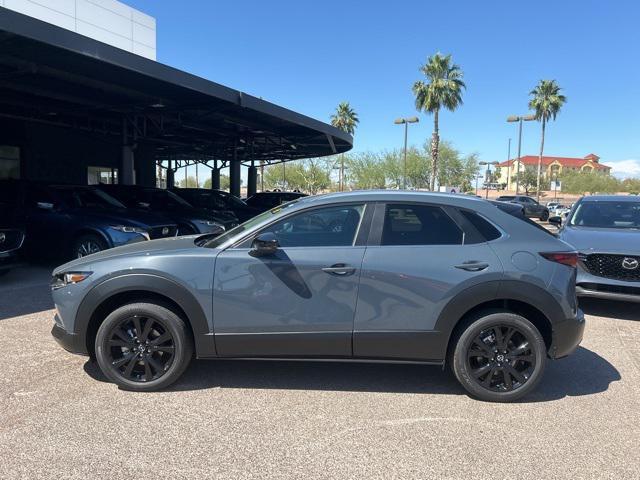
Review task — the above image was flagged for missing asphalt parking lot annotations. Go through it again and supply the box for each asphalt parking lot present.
[1,264,639,479]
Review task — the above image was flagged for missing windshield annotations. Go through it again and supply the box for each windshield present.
[141,189,193,209]
[53,187,125,209]
[570,201,640,229]
[201,200,301,248]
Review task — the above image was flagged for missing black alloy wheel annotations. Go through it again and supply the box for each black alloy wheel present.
[105,315,176,383]
[452,312,546,402]
[95,302,193,391]
[466,325,535,392]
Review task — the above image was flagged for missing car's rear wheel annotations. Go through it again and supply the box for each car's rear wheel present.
[540,210,550,221]
[73,234,107,259]
[95,302,193,391]
[452,312,546,402]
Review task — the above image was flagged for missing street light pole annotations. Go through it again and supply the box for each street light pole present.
[507,114,535,194]
[479,161,498,199]
[394,116,419,190]
[505,137,511,189]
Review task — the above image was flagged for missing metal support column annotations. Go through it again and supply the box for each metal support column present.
[247,161,257,197]
[211,160,220,190]
[121,118,135,185]
[230,151,241,197]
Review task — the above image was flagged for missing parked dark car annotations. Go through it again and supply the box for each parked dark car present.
[496,195,550,221]
[556,195,640,302]
[0,181,179,260]
[171,188,259,223]
[244,191,308,213]
[96,184,233,234]
[51,191,584,402]
[0,203,25,275]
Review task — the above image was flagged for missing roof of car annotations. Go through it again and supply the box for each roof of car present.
[579,195,640,203]
[297,190,487,207]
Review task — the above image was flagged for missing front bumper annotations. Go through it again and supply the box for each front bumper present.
[51,317,88,355]
[576,284,640,303]
[576,264,640,303]
[549,309,585,359]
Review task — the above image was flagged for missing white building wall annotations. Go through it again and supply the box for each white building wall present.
[0,0,156,60]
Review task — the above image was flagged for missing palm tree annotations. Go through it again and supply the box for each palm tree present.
[412,53,465,191]
[330,101,359,191]
[528,79,566,201]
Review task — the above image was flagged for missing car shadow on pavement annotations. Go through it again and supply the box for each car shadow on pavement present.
[83,346,620,401]
[579,298,640,321]
[0,262,55,321]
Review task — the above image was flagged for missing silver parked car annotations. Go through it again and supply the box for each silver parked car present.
[556,195,640,302]
[51,191,584,402]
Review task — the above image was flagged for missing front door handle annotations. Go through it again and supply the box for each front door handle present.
[322,264,356,276]
[454,261,489,272]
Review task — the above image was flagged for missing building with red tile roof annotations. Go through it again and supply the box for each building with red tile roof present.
[496,153,611,190]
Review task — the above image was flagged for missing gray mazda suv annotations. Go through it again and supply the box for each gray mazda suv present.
[556,195,640,302]
[51,191,584,402]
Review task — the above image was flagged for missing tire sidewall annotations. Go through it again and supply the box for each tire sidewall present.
[453,312,547,402]
[95,302,192,391]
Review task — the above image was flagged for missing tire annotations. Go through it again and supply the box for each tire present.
[451,312,546,402]
[73,233,107,259]
[540,210,549,221]
[95,302,193,391]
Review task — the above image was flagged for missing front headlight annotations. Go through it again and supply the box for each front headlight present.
[51,272,93,290]
[110,225,150,240]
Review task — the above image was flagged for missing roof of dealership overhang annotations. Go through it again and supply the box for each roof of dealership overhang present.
[0,8,352,166]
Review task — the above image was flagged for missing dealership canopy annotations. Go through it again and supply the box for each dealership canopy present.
[0,8,352,168]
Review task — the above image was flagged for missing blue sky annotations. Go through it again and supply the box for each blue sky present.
[128,0,640,178]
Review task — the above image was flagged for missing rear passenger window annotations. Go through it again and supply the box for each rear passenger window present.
[382,204,463,246]
[459,210,501,241]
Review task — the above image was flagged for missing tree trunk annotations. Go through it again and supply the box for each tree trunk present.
[429,109,440,191]
[536,118,546,201]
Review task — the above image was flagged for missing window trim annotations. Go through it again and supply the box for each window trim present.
[229,201,372,250]
[369,201,468,247]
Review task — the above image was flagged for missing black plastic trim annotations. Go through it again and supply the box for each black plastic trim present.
[74,273,216,357]
[215,331,351,357]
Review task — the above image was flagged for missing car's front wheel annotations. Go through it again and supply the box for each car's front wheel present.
[540,210,550,221]
[73,234,107,259]
[95,302,193,391]
[452,312,546,402]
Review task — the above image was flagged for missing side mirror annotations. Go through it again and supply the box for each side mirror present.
[37,202,55,211]
[548,216,562,227]
[250,232,279,257]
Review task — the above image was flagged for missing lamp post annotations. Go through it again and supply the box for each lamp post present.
[479,161,499,199]
[475,174,483,196]
[394,116,419,189]
[506,114,535,194]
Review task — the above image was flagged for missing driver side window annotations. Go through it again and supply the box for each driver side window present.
[261,204,365,247]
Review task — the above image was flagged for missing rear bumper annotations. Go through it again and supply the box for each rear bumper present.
[51,318,88,355]
[577,285,640,303]
[549,309,585,359]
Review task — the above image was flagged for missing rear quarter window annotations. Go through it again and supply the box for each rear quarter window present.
[459,210,502,241]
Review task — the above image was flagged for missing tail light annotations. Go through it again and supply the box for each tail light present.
[539,251,578,268]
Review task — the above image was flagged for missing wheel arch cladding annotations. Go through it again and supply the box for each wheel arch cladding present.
[76,274,213,357]
[436,280,558,361]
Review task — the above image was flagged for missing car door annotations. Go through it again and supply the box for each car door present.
[212,202,371,357]
[22,185,73,255]
[353,202,504,361]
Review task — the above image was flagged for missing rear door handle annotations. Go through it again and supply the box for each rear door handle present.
[322,264,356,276]
[454,261,489,272]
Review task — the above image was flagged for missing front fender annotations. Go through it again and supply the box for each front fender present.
[74,273,215,357]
